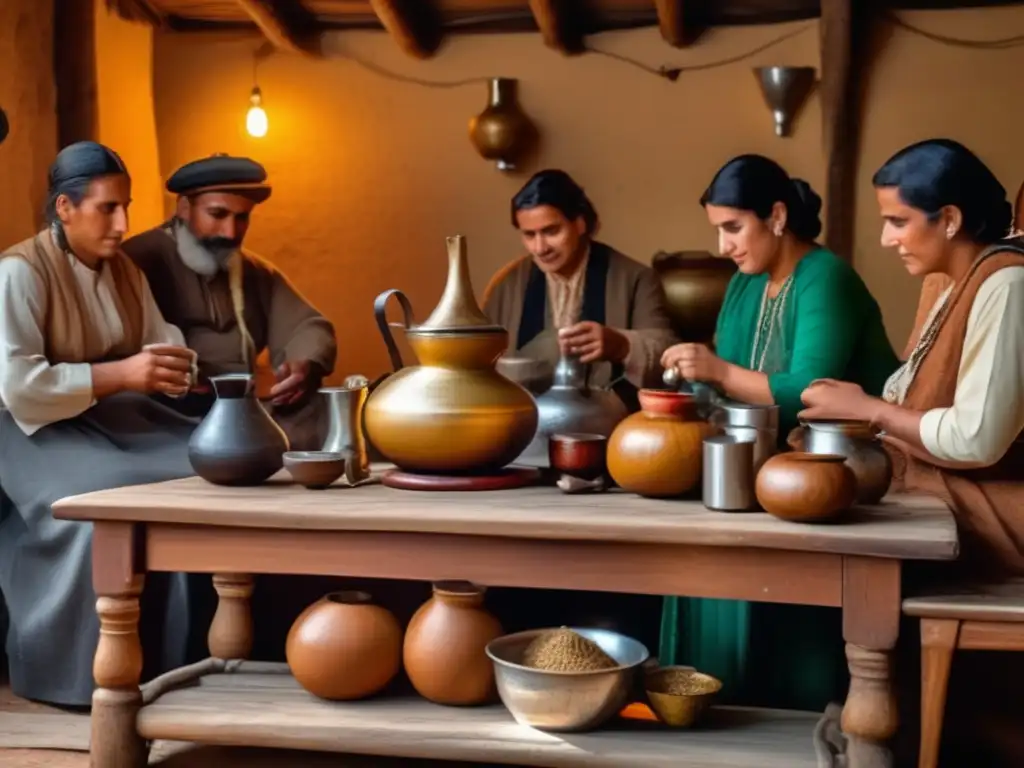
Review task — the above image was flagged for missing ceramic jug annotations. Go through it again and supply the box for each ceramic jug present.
[188,373,289,485]
[607,389,713,498]
[286,591,402,701]
[403,581,503,706]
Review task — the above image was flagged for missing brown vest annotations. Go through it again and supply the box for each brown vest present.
[0,229,145,363]
[893,239,1024,576]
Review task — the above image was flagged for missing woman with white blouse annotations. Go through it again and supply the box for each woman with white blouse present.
[799,138,1024,576]
[0,141,205,707]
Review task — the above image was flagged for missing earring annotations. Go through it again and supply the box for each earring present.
[773,223,783,237]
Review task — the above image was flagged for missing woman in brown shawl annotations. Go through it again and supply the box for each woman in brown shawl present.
[798,138,1024,577]
[0,142,206,706]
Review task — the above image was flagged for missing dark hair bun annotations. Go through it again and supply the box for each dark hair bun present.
[976,199,1013,243]
[700,154,822,244]
[788,178,823,240]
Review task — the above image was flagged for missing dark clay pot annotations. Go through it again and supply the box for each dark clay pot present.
[188,373,290,485]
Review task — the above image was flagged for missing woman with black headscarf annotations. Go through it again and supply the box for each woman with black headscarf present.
[0,141,205,706]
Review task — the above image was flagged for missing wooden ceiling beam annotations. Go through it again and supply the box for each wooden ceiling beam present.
[653,0,687,47]
[527,0,565,51]
[104,0,164,27]
[527,0,585,54]
[367,0,443,60]
[819,0,874,260]
[234,0,322,56]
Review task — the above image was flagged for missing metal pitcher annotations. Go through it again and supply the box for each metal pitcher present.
[518,352,629,464]
[709,401,780,474]
[799,420,893,504]
[319,383,370,484]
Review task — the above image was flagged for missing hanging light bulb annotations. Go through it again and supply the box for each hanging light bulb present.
[246,86,268,138]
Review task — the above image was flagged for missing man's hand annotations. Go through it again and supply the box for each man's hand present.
[558,322,630,364]
[269,360,321,408]
[120,344,194,396]
[660,343,729,385]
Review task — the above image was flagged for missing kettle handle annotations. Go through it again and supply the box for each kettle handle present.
[373,289,416,373]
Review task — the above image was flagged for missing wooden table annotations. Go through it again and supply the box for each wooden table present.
[53,473,959,768]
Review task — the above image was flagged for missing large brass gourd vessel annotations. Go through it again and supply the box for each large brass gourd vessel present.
[364,235,539,475]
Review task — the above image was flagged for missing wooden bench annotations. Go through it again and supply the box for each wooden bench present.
[903,580,1024,768]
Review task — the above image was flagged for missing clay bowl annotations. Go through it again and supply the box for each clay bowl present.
[549,433,607,481]
[283,451,347,489]
[644,665,722,728]
[754,451,856,523]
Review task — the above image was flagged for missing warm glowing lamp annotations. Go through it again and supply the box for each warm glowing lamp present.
[246,86,268,138]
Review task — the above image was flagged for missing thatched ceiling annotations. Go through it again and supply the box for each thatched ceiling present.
[108,0,1023,58]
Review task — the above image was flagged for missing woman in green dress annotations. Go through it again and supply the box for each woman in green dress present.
[658,154,900,711]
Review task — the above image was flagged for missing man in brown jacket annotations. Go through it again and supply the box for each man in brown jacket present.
[482,169,674,650]
[483,169,677,412]
[122,155,337,450]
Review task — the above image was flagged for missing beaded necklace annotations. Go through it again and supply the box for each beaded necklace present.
[748,274,795,372]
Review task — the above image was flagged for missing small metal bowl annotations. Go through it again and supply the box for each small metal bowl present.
[549,433,607,481]
[644,665,722,728]
[485,627,649,732]
[282,451,347,489]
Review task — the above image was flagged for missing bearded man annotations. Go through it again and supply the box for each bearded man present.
[122,155,337,449]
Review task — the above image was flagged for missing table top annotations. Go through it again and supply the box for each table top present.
[52,466,959,561]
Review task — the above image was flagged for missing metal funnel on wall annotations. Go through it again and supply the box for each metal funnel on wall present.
[754,66,817,138]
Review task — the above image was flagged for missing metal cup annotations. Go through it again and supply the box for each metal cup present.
[702,435,757,512]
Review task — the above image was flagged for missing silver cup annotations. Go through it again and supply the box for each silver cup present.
[702,435,757,512]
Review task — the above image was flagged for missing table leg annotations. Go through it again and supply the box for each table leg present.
[90,521,147,768]
[208,573,254,660]
[841,557,901,768]
[91,575,147,768]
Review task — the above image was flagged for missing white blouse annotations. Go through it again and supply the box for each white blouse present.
[884,266,1024,467]
[0,252,188,436]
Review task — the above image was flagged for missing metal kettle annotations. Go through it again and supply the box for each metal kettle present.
[517,351,629,464]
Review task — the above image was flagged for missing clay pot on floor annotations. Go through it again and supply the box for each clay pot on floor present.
[403,581,504,706]
[755,452,856,523]
[607,389,713,498]
[286,591,402,700]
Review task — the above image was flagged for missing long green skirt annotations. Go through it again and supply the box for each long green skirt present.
[659,596,849,711]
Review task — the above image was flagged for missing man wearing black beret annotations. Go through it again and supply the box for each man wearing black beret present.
[122,154,337,449]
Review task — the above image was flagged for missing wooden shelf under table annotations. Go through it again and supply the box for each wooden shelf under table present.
[135,663,821,768]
